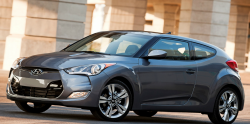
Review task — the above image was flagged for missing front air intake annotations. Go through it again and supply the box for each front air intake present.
[11,80,63,98]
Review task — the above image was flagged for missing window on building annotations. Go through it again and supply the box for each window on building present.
[145,20,153,25]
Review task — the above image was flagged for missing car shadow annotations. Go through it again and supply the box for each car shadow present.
[0,103,210,123]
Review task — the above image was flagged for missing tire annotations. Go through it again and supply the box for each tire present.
[208,87,239,124]
[15,101,51,113]
[134,110,157,117]
[91,80,132,121]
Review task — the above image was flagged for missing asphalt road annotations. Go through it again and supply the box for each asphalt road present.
[0,70,249,124]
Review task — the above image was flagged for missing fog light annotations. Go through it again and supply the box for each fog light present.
[68,91,90,98]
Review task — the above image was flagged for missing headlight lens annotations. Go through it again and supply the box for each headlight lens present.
[12,57,26,69]
[65,63,116,75]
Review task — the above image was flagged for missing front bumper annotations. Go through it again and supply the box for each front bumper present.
[6,67,109,108]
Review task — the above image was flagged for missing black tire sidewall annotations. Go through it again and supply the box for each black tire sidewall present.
[15,101,51,113]
[209,87,239,124]
[134,110,158,117]
[92,80,133,121]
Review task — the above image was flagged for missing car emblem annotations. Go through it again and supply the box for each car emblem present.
[29,69,43,76]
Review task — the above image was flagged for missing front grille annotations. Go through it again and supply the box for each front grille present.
[11,79,63,98]
[21,67,58,72]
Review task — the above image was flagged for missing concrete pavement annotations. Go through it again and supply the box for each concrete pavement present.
[0,70,249,124]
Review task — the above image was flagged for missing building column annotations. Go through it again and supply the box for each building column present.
[178,0,231,49]
[246,35,250,71]
[102,0,147,31]
[3,0,87,70]
[225,5,250,70]
[152,4,179,34]
[84,4,95,37]
[0,0,13,69]
[225,5,237,59]
[144,5,154,32]
[175,8,180,35]
[91,4,105,34]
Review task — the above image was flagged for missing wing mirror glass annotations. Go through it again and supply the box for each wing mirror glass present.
[144,50,167,59]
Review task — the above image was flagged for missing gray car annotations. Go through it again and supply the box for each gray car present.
[7,31,244,124]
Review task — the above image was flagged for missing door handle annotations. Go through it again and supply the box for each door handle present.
[186,69,196,74]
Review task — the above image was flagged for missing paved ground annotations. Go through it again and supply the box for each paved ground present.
[0,70,249,124]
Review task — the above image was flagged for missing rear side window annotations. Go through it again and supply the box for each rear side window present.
[193,44,216,60]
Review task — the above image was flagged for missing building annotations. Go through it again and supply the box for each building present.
[0,0,250,71]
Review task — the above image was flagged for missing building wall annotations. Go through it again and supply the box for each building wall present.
[225,5,250,69]
[0,0,13,69]
[1,0,250,71]
[145,0,180,34]
[102,0,147,31]
[2,0,87,70]
[178,0,231,49]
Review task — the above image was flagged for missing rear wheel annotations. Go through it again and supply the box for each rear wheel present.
[208,88,239,124]
[15,101,51,113]
[134,110,157,117]
[91,80,132,121]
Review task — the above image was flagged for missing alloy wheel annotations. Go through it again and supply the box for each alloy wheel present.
[218,90,238,122]
[98,84,130,118]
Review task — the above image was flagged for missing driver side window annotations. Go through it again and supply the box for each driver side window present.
[149,39,190,60]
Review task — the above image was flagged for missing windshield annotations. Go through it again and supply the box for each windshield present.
[63,32,153,56]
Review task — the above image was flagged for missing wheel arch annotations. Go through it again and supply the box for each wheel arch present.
[210,68,244,110]
[103,64,142,110]
[211,72,245,112]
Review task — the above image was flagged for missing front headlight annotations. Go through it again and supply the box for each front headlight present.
[12,57,26,69]
[64,63,116,75]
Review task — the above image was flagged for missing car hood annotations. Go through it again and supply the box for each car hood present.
[21,52,139,70]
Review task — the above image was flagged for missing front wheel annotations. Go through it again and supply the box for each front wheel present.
[208,88,239,124]
[15,101,51,113]
[91,80,132,121]
[134,110,157,117]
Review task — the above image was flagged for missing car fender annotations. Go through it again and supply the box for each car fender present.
[102,64,141,110]
[209,68,244,111]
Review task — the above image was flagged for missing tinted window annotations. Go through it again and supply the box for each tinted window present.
[194,44,216,60]
[149,39,190,60]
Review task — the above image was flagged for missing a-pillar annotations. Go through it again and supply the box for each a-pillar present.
[102,0,147,31]
[0,0,13,69]
[178,0,231,49]
[225,5,250,70]
[152,4,179,34]
[3,0,87,70]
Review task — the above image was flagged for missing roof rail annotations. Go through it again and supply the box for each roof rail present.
[166,32,171,34]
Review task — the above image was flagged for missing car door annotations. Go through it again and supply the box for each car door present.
[189,43,218,104]
[138,38,197,106]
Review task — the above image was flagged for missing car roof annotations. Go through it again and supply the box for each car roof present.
[100,30,221,50]
[99,30,162,36]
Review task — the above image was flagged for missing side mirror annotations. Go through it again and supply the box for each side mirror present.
[144,50,167,59]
